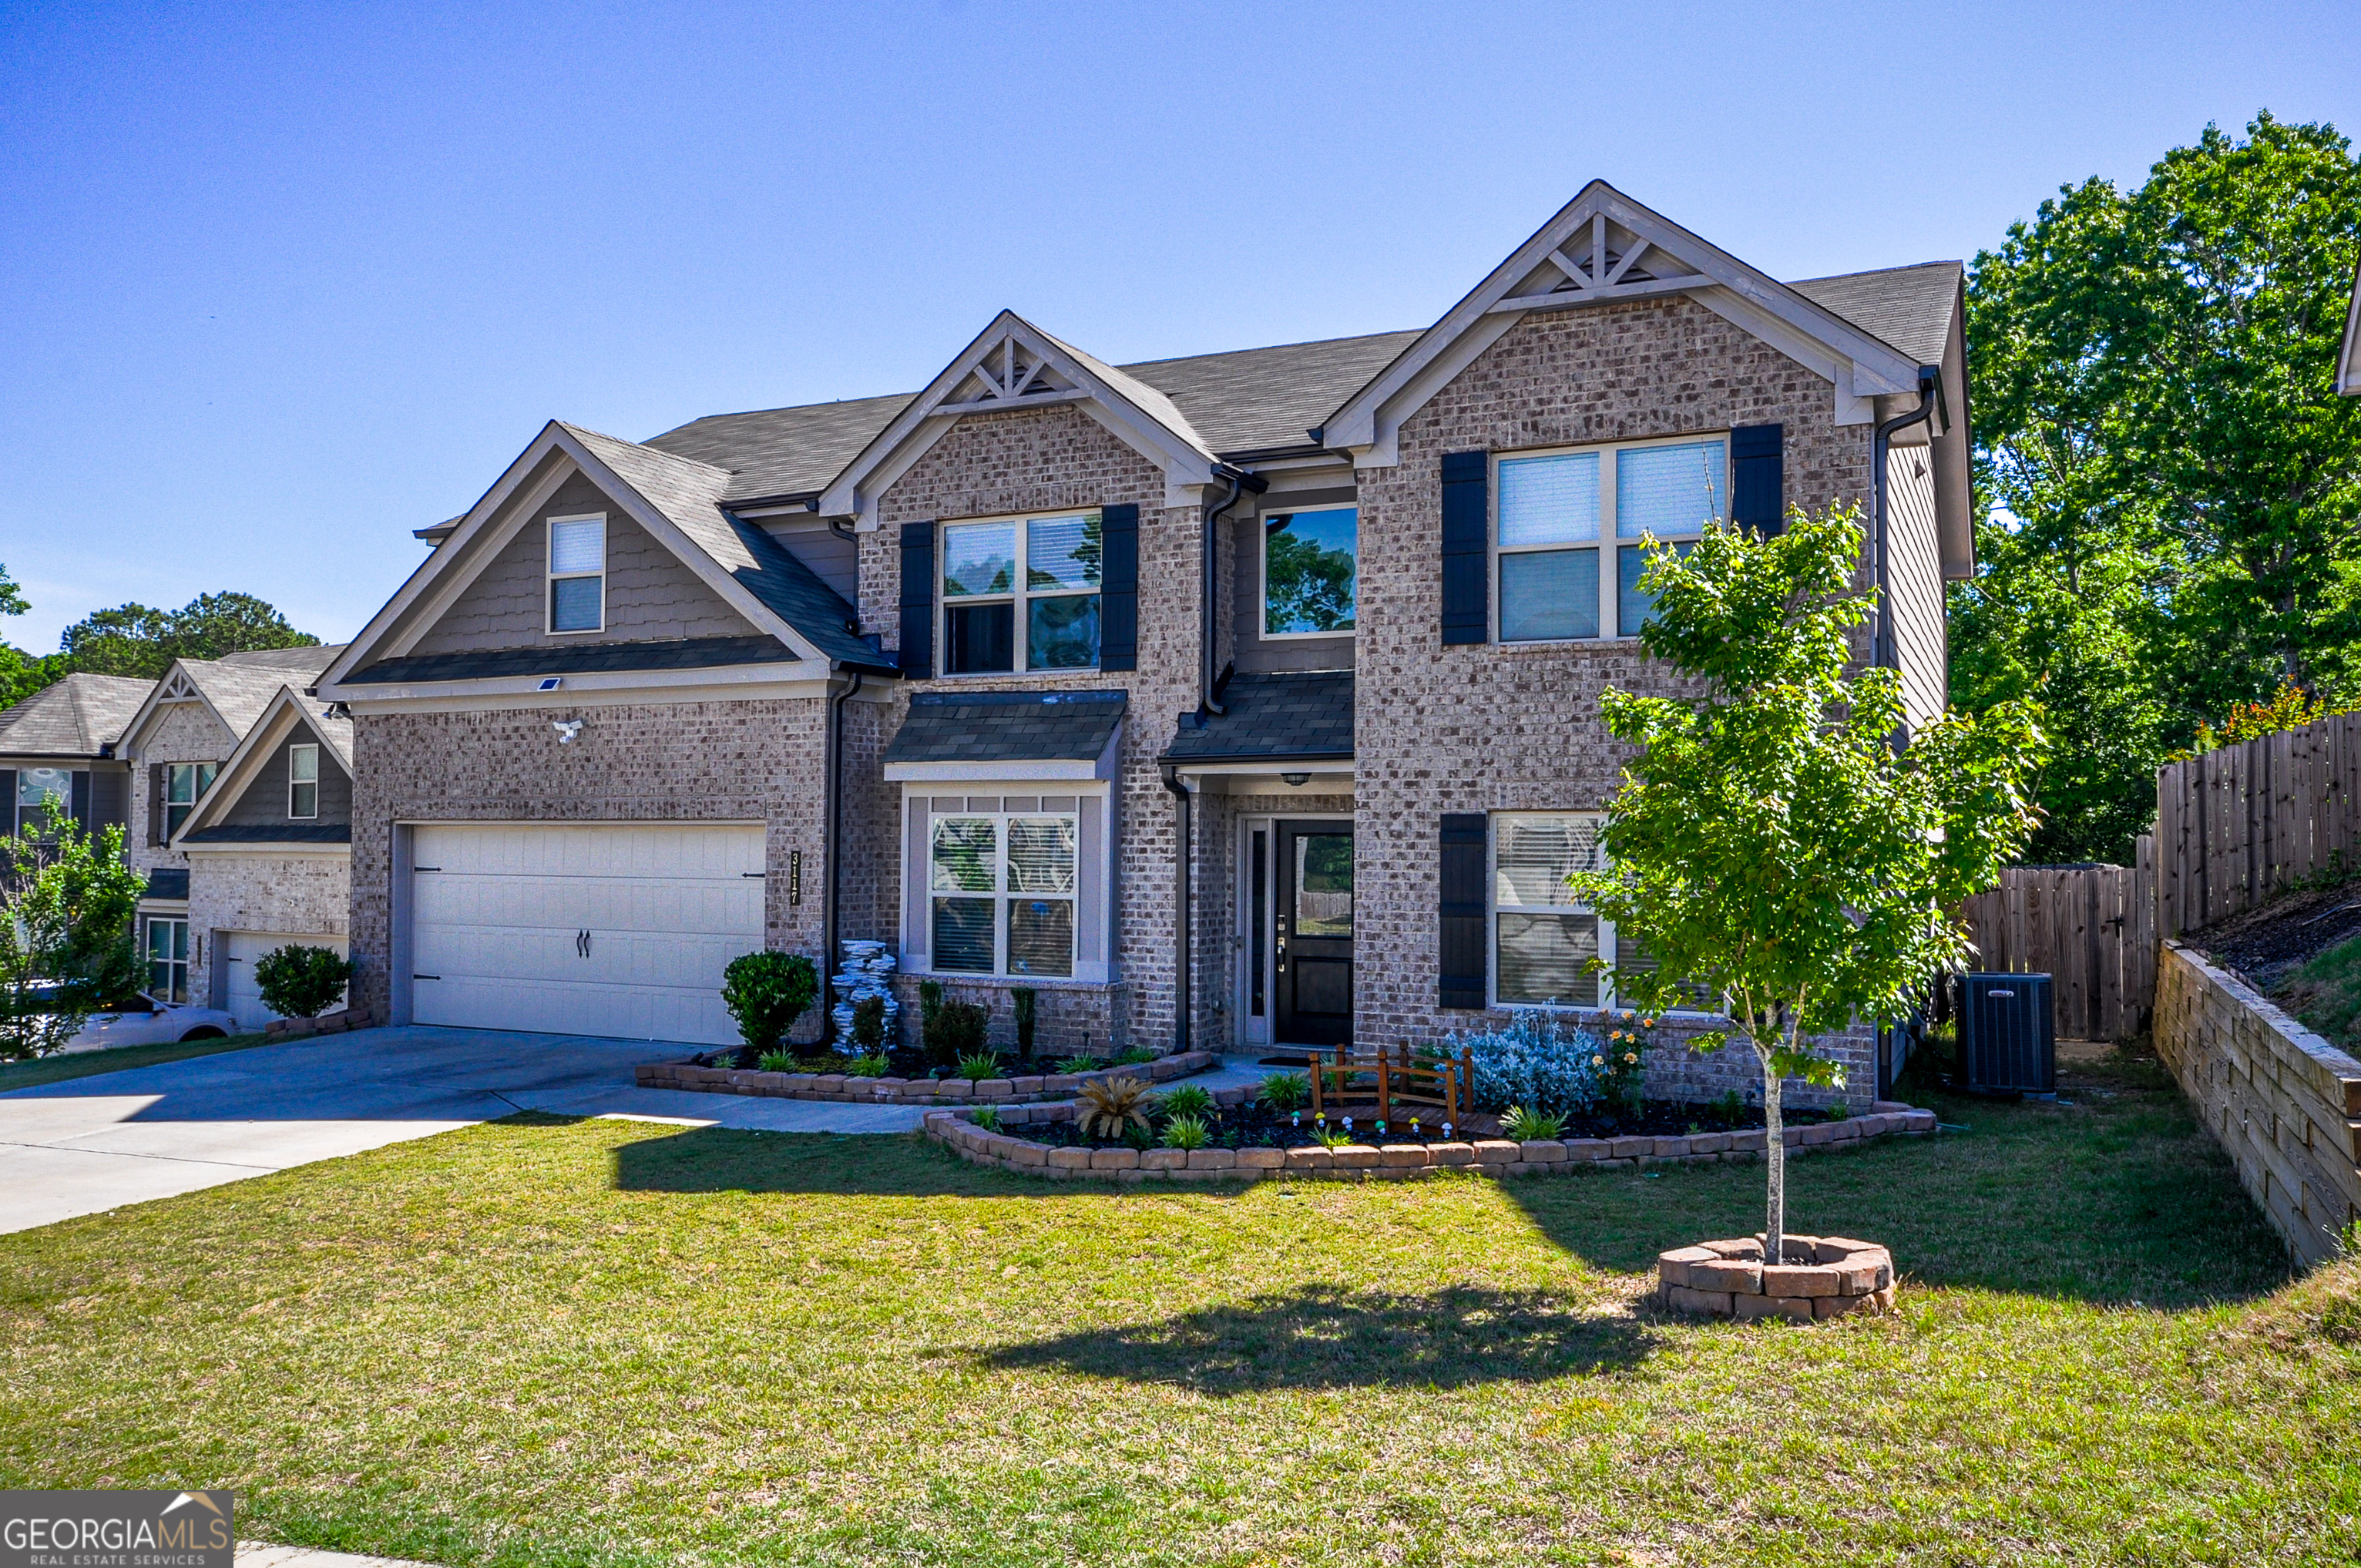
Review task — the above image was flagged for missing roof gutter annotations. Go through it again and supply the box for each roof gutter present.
[1201,465,1266,717]
[1871,366,1940,728]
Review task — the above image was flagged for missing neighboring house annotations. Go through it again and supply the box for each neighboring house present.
[117,645,347,1019]
[0,672,149,851]
[2340,258,2360,397]
[317,181,1973,1099]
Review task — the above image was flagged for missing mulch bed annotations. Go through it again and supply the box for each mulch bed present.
[1001,1096,1844,1153]
[2191,880,2361,989]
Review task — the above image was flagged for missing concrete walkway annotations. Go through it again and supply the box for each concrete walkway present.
[0,1026,929,1234]
[238,1544,438,1568]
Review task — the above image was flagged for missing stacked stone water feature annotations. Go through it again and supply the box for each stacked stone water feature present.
[829,939,898,1046]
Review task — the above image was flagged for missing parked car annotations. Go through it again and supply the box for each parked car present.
[63,996,240,1053]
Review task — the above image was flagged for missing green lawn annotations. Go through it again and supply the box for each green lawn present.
[2,1050,2354,1566]
[0,1030,271,1092]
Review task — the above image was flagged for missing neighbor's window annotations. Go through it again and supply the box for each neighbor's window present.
[287,743,319,819]
[1489,811,1708,1011]
[146,916,190,1004]
[15,766,70,838]
[1261,507,1358,636]
[164,762,217,840]
[548,514,606,633]
[941,513,1100,674]
[929,808,1079,976]
[1496,436,1726,642]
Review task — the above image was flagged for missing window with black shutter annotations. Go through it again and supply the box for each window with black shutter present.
[1440,452,1489,645]
[1731,424,1784,536]
[1439,813,1488,1008]
[898,522,936,678]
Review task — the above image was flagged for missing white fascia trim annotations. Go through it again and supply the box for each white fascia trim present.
[180,842,351,859]
[383,458,579,659]
[1684,287,1875,425]
[1172,758,1353,779]
[886,759,1103,783]
[322,660,837,713]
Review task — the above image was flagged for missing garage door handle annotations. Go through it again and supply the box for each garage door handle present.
[414,974,441,981]
[576,929,592,959]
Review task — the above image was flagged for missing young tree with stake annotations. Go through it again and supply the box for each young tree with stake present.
[1569,505,2043,1267]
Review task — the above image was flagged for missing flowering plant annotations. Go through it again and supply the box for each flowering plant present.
[1447,1009,1610,1117]
[1598,1011,1654,1116]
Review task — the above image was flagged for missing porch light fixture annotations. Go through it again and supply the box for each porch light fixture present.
[1281,771,1310,787]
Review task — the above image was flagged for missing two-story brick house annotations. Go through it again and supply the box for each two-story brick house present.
[317,182,1972,1100]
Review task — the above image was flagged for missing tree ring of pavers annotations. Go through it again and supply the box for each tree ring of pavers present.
[1657,1236,1898,1321]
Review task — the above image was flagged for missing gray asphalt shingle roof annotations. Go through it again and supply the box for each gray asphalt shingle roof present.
[182,822,353,845]
[885,689,1128,767]
[345,634,797,686]
[0,673,153,758]
[1788,262,1962,369]
[180,655,342,738]
[1160,670,1354,762]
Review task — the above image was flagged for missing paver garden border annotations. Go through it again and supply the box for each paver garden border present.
[923,1088,1936,1181]
[635,1049,1221,1108]
[1657,1236,1898,1320]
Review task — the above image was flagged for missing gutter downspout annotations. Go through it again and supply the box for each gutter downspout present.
[1872,368,1940,689]
[824,666,864,1043]
[1200,466,1266,716]
[1160,761,1191,1051]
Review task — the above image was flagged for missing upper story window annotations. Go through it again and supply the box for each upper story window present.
[941,512,1100,674]
[165,762,216,840]
[1261,507,1358,637]
[287,743,319,819]
[1495,435,1727,642]
[547,514,606,634]
[13,767,71,839]
[929,806,1080,977]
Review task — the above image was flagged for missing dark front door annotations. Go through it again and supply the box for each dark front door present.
[1275,820,1353,1048]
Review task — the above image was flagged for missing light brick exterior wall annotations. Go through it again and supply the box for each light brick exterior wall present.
[858,404,1203,1054]
[1350,296,1879,1104]
[186,851,352,1009]
[125,700,239,879]
[345,697,833,1020]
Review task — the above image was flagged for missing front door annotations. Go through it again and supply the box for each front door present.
[1274,820,1353,1048]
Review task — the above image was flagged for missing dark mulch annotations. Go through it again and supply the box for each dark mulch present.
[998,1096,1843,1152]
[2190,878,2361,989]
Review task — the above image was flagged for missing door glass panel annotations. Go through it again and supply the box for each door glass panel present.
[1249,830,1267,1018]
[1293,834,1353,936]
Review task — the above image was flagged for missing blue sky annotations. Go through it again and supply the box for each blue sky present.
[2,0,2356,653]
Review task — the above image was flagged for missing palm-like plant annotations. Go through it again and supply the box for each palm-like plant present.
[1073,1075,1157,1140]
[1159,1083,1215,1120]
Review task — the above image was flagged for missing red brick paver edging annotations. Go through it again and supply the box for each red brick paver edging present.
[1657,1236,1897,1321]
[636,1050,1220,1108]
[924,1096,1936,1181]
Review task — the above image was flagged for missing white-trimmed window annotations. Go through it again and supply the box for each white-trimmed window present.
[287,743,319,819]
[14,767,71,838]
[164,762,217,840]
[929,804,1080,977]
[547,513,607,633]
[1489,811,1707,1012]
[146,916,190,1004]
[941,512,1101,674]
[1261,506,1358,636]
[1496,435,1728,642]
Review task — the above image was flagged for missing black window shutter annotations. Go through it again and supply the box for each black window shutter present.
[1439,812,1488,1009]
[1099,503,1139,670]
[898,522,935,679]
[1440,451,1489,645]
[1731,424,1784,536]
[70,769,91,828]
[148,764,166,846]
[0,770,13,838]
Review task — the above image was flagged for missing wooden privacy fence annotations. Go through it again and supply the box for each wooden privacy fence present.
[1960,845,2156,1042]
[2156,711,2361,937]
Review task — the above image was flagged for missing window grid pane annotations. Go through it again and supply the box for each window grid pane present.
[1262,508,1358,635]
[930,818,998,892]
[1026,596,1098,669]
[551,575,602,632]
[1025,514,1101,590]
[1617,540,1694,638]
[942,522,1017,598]
[1500,549,1599,641]
[1495,816,1600,909]
[1498,452,1600,546]
[1496,912,1600,1006]
[1007,898,1074,976]
[549,518,605,574]
[290,746,318,784]
[1006,818,1076,894]
[932,898,996,972]
[1615,441,1726,539]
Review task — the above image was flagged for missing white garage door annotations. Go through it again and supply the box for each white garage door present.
[223,930,350,1031]
[408,823,764,1046]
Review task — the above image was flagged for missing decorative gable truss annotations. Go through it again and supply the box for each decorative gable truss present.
[172,683,351,851]
[118,663,237,765]
[821,310,1224,529]
[1320,180,1933,467]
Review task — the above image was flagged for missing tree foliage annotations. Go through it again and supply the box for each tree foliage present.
[1571,507,2044,1262]
[1956,112,2361,859]
[0,804,146,1059]
[60,592,318,679]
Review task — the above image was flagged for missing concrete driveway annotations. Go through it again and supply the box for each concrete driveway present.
[0,1026,930,1235]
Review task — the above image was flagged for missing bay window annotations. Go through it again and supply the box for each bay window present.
[930,804,1080,977]
[1496,435,1728,641]
[942,512,1101,673]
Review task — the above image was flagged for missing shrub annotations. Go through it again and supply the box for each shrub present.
[1074,1076,1157,1140]
[1012,987,1037,1059]
[842,1052,888,1077]
[924,998,989,1067]
[1257,1071,1311,1112]
[957,1050,999,1082]
[918,979,945,1029]
[1500,1104,1567,1141]
[970,1106,1002,1133]
[1449,1010,1608,1118]
[757,1048,795,1073]
[1160,1113,1211,1150]
[254,945,353,1021]
[851,995,887,1051]
[1121,1120,1157,1151]
[721,952,819,1053]
[1160,1083,1214,1120]
[1113,1044,1157,1066]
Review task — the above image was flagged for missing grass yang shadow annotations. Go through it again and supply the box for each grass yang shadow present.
[607,1118,1150,1199]
[982,1281,1660,1394]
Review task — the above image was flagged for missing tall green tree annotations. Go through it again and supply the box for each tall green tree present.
[1956,112,2361,860]
[0,565,62,713]
[1574,509,2043,1267]
[59,592,317,679]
